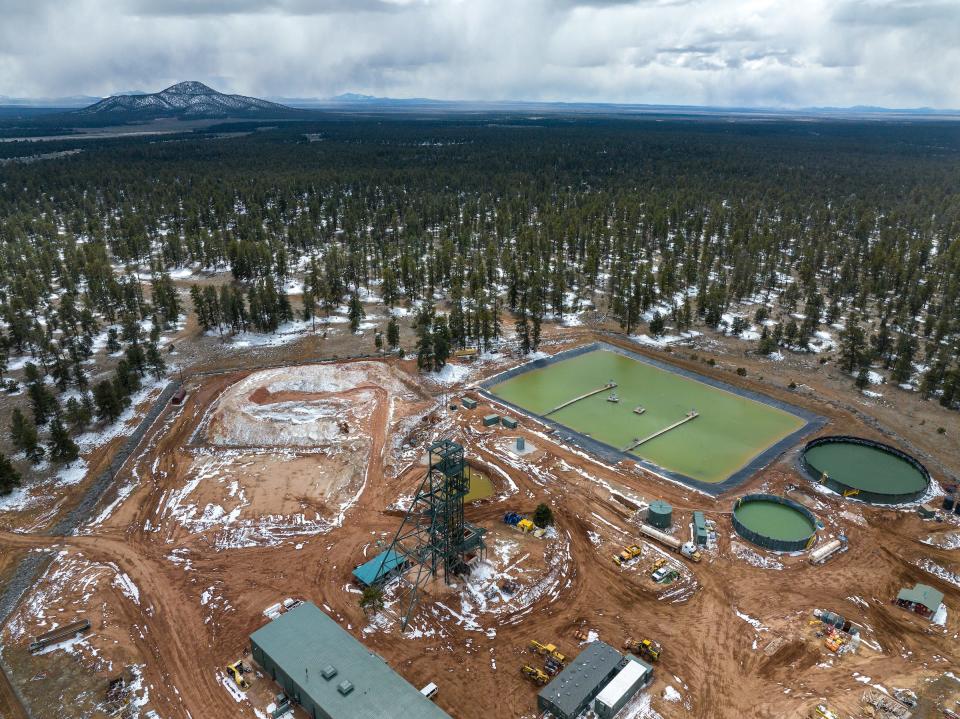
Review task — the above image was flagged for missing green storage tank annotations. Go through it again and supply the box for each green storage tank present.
[647,500,673,529]
[502,417,518,429]
[483,414,500,427]
[462,397,478,410]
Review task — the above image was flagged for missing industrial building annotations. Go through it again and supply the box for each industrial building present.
[352,548,407,587]
[895,583,944,620]
[250,602,450,719]
[537,641,651,719]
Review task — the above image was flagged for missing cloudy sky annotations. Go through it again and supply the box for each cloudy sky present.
[1,0,958,108]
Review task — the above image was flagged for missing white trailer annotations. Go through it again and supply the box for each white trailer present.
[636,523,702,561]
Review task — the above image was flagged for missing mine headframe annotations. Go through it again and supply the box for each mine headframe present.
[381,439,486,630]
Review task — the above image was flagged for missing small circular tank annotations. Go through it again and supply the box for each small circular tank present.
[647,500,673,529]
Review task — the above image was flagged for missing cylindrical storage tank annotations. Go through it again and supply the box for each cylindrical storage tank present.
[732,494,818,552]
[647,500,673,529]
[800,436,930,505]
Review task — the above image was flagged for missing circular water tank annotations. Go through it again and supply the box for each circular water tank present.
[647,500,672,529]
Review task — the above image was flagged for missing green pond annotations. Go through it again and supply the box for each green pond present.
[803,442,927,495]
[464,467,494,503]
[734,500,815,541]
[490,349,805,484]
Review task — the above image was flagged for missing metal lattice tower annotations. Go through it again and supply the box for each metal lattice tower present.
[381,439,485,630]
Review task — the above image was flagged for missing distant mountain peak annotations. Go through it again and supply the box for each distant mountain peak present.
[76,81,294,119]
[161,81,218,96]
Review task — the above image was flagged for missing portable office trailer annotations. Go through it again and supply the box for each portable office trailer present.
[594,656,653,718]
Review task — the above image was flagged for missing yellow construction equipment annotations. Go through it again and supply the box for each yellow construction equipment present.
[612,545,642,566]
[843,488,860,497]
[810,705,840,719]
[624,637,662,662]
[521,665,550,685]
[226,661,249,690]
[517,519,536,533]
[549,649,567,665]
[649,558,667,573]
[528,640,557,656]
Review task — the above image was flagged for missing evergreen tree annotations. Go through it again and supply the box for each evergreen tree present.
[10,408,43,463]
[533,503,554,528]
[414,305,435,371]
[839,314,868,374]
[93,380,124,423]
[387,316,400,350]
[25,372,58,426]
[432,315,451,371]
[48,417,79,463]
[0,453,21,496]
[348,291,365,333]
[64,395,93,432]
[146,342,166,379]
[649,311,666,337]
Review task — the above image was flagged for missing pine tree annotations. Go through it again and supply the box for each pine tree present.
[414,303,435,371]
[649,311,666,337]
[10,408,43,463]
[348,291,365,333]
[432,315,451,371]
[64,395,92,432]
[106,327,121,353]
[146,342,166,379]
[48,417,79,463]
[93,380,123,423]
[515,306,531,355]
[839,314,868,374]
[387,316,400,349]
[533,503,554,528]
[0,453,21,496]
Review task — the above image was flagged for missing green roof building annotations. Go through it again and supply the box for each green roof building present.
[250,602,450,719]
[895,583,944,618]
[351,549,406,587]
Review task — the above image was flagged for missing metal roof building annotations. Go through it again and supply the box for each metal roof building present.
[351,548,406,587]
[537,641,625,719]
[250,602,450,719]
[896,583,944,617]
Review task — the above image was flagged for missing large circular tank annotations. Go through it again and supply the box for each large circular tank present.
[801,436,930,505]
[647,500,673,529]
[732,494,817,552]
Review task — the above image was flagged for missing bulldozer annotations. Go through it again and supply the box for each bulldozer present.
[521,665,550,686]
[624,637,662,662]
[612,545,643,566]
[227,661,250,690]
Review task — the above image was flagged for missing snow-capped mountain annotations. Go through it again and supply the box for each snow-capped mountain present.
[77,81,293,118]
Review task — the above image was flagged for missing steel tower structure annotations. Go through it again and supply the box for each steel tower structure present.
[380,439,486,630]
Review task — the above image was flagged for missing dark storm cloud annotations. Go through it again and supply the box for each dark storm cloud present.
[0,0,957,108]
